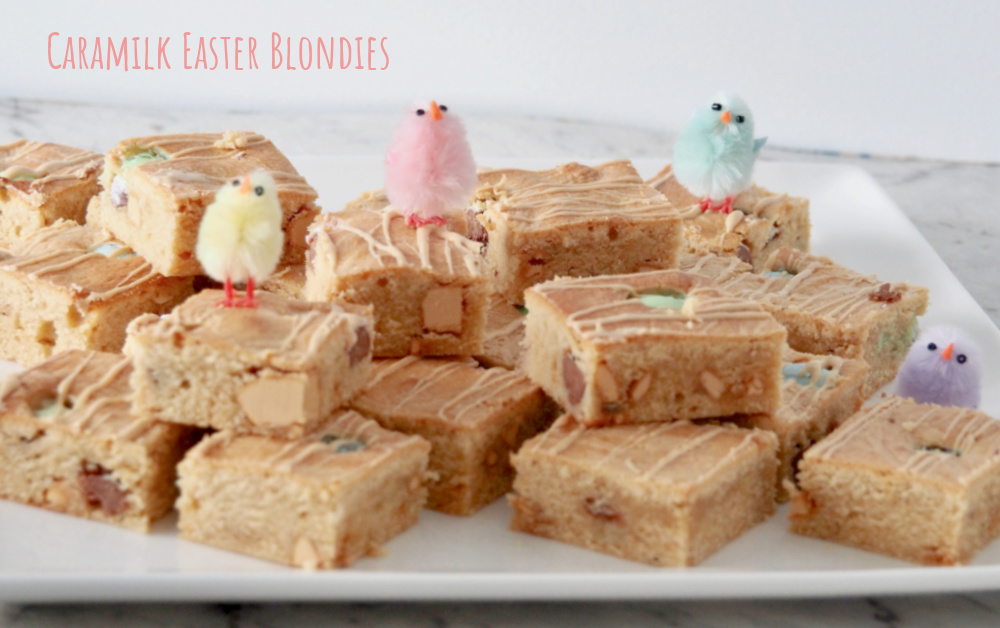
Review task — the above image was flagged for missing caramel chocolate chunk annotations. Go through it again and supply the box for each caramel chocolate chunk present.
[422,286,464,334]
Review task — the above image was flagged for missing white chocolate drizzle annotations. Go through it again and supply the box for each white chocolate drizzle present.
[679,249,927,326]
[531,272,781,342]
[808,397,1000,485]
[109,132,316,197]
[355,357,536,424]
[0,140,102,185]
[0,222,162,308]
[526,418,769,487]
[476,160,679,227]
[310,207,482,279]
[139,290,369,369]
[235,410,415,478]
[3,351,157,442]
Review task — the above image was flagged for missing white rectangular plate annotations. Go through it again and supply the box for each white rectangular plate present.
[1,158,998,602]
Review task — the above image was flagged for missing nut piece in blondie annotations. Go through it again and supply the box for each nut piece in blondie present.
[648,164,809,269]
[789,397,1000,565]
[472,160,683,304]
[523,270,786,425]
[127,290,373,438]
[0,140,103,243]
[176,409,430,569]
[0,220,196,367]
[350,356,558,515]
[86,131,319,276]
[510,416,778,566]
[0,350,199,532]
[304,207,487,358]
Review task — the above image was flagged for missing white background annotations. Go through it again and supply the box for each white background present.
[1,0,998,162]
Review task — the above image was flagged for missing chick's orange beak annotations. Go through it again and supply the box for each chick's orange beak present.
[238,175,252,194]
[430,101,443,121]
[720,110,731,124]
[941,343,954,361]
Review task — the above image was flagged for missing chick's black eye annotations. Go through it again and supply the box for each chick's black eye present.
[254,186,264,196]
[928,343,937,351]
[416,109,425,116]
[711,103,722,111]
[736,115,746,123]
[958,354,967,364]
[440,104,448,112]
[232,179,240,186]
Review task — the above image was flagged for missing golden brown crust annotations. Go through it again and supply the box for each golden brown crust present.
[176,410,430,568]
[521,415,777,489]
[350,356,557,515]
[186,409,428,482]
[0,140,103,203]
[476,160,680,231]
[0,350,156,441]
[128,290,372,372]
[806,397,1000,485]
[527,269,785,344]
[510,416,778,566]
[100,131,316,204]
[306,206,483,282]
[353,356,541,426]
[0,350,198,532]
[789,397,1000,565]
[88,132,319,276]
[0,220,181,308]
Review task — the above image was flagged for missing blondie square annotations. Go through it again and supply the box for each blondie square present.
[648,164,810,269]
[681,249,929,396]
[304,207,488,358]
[472,160,683,304]
[0,139,103,242]
[350,356,558,515]
[523,270,787,426]
[0,350,198,532]
[789,397,1000,565]
[725,348,869,501]
[127,290,373,438]
[509,416,778,566]
[86,131,319,277]
[176,409,431,569]
[474,293,527,370]
[0,220,196,367]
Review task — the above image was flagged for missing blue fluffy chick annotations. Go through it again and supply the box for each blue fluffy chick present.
[672,92,766,214]
[195,171,283,308]
[896,325,983,408]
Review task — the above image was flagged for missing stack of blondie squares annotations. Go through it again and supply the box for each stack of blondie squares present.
[2,132,998,571]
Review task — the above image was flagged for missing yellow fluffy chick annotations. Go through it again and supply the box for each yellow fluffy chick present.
[195,171,283,307]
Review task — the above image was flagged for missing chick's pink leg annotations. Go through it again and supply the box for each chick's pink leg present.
[404,211,445,228]
[699,198,713,212]
[235,278,259,308]
[216,278,238,308]
[711,197,734,214]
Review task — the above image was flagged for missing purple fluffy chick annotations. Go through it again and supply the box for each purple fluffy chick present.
[896,325,983,408]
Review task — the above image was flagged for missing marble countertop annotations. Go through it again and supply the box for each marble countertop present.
[1,99,998,627]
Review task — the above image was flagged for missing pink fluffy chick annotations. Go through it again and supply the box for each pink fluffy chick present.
[385,100,477,228]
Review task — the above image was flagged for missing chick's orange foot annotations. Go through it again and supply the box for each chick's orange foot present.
[699,197,735,214]
[215,278,260,308]
[404,212,447,228]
